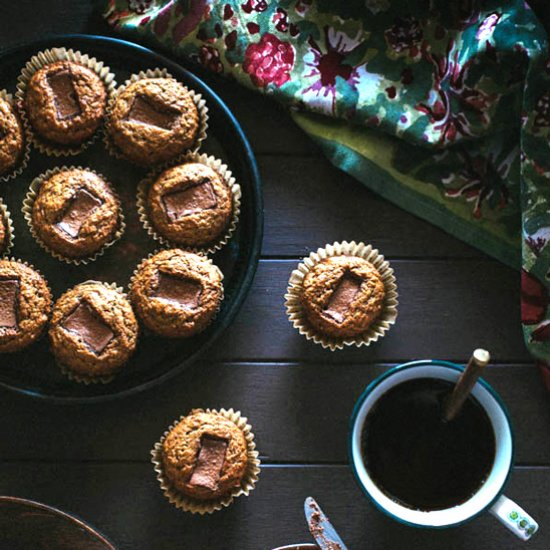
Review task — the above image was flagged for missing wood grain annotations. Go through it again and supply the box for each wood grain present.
[0,364,547,464]
[0,463,548,550]
[207,259,528,362]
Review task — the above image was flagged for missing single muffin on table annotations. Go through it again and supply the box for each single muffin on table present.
[107,78,199,166]
[0,94,25,177]
[130,249,223,338]
[24,60,107,146]
[48,282,138,379]
[301,255,386,338]
[0,260,52,353]
[145,161,233,248]
[161,409,249,501]
[29,168,122,261]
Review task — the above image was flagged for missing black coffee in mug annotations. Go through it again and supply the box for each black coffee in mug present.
[362,378,496,510]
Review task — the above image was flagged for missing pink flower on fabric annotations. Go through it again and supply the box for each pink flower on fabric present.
[521,270,548,326]
[243,33,295,88]
[301,27,362,114]
[476,12,501,41]
[199,45,223,74]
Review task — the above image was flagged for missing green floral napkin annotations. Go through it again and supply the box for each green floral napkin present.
[105,0,550,388]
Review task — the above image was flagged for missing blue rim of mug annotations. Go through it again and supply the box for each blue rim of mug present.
[348,359,515,530]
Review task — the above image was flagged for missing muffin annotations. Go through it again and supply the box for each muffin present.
[0,260,52,353]
[0,94,25,177]
[107,78,199,165]
[161,409,249,501]
[0,205,10,254]
[29,168,122,260]
[24,60,107,146]
[301,255,385,338]
[146,162,233,247]
[48,282,138,378]
[130,249,223,338]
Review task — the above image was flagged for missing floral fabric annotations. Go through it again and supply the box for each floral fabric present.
[105,0,550,387]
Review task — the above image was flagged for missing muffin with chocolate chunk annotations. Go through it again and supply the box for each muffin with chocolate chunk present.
[145,161,233,248]
[24,60,107,146]
[130,249,223,338]
[161,409,249,501]
[0,94,25,177]
[48,282,138,379]
[28,168,123,261]
[107,78,200,166]
[0,203,11,255]
[301,255,386,339]
[0,260,52,353]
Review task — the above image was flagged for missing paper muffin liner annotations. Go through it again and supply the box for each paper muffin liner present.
[54,280,129,385]
[285,241,398,351]
[0,198,15,257]
[1,256,53,347]
[15,47,117,156]
[22,165,126,266]
[0,89,31,182]
[128,248,225,334]
[104,67,209,165]
[136,152,241,255]
[151,408,261,514]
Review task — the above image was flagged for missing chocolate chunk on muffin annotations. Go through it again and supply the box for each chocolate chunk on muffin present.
[301,255,385,338]
[0,260,52,353]
[48,282,138,378]
[161,410,248,500]
[146,162,232,247]
[130,249,223,338]
[24,60,107,146]
[107,78,199,165]
[0,95,25,177]
[30,168,122,260]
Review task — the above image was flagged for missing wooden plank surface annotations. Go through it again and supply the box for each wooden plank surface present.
[1,3,549,550]
[0,363,547,465]
[0,463,548,550]
[208,259,528,362]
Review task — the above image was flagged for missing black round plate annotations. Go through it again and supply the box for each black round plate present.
[0,35,263,402]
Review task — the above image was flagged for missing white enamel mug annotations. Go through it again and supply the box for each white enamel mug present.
[349,360,539,540]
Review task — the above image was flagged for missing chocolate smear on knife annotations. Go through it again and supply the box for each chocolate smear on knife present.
[323,273,362,324]
[308,500,343,550]
[162,180,217,221]
[127,95,179,130]
[62,302,114,354]
[189,435,228,491]
[56,188,103,239]
[0,279,19,330]
[152,272,202,309]
[47,70,81,120]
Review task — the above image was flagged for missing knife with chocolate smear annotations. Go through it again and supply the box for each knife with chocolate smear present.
[304,497,349,550]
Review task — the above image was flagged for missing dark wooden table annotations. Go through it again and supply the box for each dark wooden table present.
[1,2,549,549]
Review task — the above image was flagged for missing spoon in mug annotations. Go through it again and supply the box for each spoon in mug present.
[443,348,491,422]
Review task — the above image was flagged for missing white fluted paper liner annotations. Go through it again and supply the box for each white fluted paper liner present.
[22,165,126,266]
[0,89,31,182]
[0,199,14,257]
[151,408,261,514]
[285,241,398,351]
[15,47,117,156]
[104,67,209,165]
[54,280,129,385]
[136,152,241,254]
[128,248,225,334]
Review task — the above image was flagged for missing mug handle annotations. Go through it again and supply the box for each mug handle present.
[489,495,539,541]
